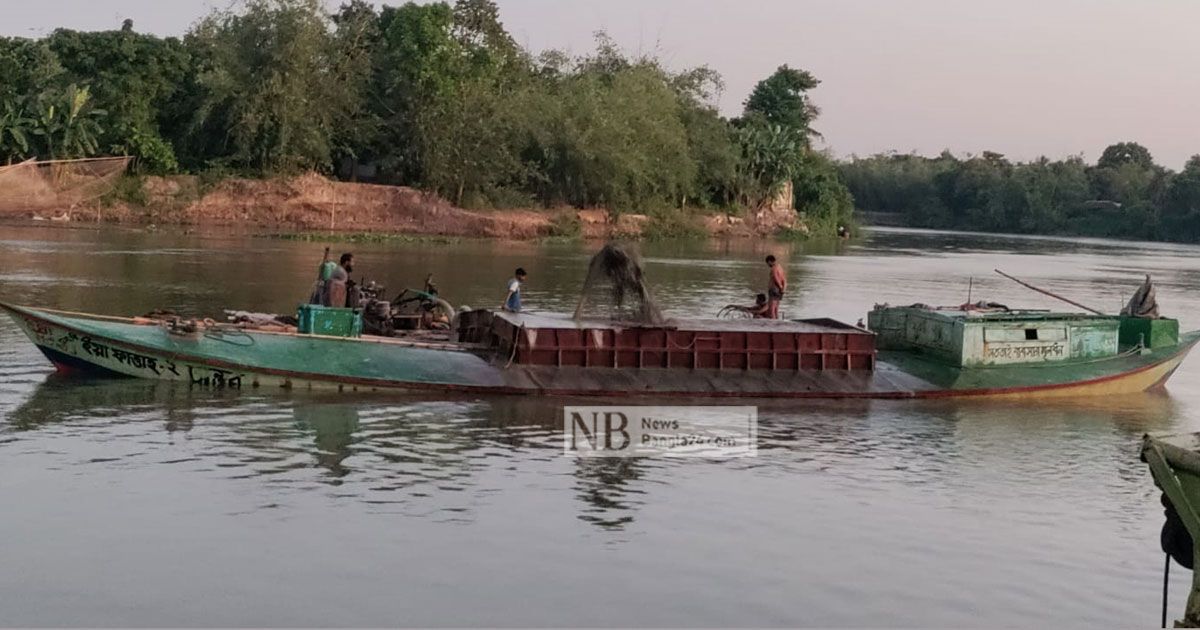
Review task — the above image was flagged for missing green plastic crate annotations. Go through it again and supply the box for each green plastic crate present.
[1119,316,1178,349]
[297,304,363,338]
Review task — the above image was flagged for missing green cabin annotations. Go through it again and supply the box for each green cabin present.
[868,306,1179,367]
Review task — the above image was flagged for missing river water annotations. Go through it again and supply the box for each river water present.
[1,224,1198,627]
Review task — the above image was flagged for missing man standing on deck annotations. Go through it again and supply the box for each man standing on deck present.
[766,255,786,319]
[324,252,354,308]
[502,267,527,313]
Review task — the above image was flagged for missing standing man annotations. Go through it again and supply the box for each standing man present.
[324,252,354,308]
[502,267,527,313]
[766,255,786,319]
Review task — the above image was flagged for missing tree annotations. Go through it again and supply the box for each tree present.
[419,75,527,205]
[1162,156,1200,241]
[793,151,854,226]
[328,0,383,173]
[838,153,958,226]
[679,100,741,208]
[737,64,853,232]
[667,65,739,208]
[47,28,191,172]
[1088,161,1160,205]
[525,58,697,212]
[743,65,821,143]
[185,0,362,173]
[1097,142,1155,170]
[0,38,63,104]
[371,2,463,182]
[837,147,1187,239]
[452,0,519,69]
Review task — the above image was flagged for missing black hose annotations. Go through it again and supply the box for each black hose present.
[203,327,256,347]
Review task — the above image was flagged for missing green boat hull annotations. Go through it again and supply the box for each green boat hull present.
[2,303,504,392]
[4,303,1197,399]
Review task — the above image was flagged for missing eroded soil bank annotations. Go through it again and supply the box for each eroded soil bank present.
[11,173,802,240]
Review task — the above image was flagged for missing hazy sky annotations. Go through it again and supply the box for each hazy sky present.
[4,0,1198,167]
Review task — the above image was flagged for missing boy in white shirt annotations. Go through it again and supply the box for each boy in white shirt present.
[502,268,527,312]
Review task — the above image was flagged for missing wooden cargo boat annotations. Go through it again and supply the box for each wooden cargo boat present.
[3,301,1196,399]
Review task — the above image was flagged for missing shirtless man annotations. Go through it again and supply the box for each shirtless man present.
[766,255,786,319]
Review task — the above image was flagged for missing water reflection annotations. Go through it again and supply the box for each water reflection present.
[0,375,1186,531]
[573,458,646,530]
[6,376,181,431]
[292,403,360,478]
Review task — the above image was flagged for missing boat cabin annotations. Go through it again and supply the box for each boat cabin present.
[867,305,1178,367]
[457,310,876,371]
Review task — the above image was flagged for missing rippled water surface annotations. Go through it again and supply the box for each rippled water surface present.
[2,224,1200,626]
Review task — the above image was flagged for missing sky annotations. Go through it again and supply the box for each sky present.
[4,0,1198,168]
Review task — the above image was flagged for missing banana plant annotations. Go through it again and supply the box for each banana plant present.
[29,84,106,159]
[735,121,806,207]
[0,98,34,162]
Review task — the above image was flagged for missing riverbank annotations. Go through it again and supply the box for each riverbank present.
[12,172,808,241]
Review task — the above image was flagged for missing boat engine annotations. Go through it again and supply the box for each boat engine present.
[356,281,395,337]
[350,279,454,336]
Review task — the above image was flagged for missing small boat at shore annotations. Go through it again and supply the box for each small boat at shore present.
[3,299,1196,399]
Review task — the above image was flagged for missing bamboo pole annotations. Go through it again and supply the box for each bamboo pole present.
[993,269,1106,315]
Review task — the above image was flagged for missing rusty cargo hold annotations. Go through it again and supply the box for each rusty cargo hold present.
[458,311,877,371]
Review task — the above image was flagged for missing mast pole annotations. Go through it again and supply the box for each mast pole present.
[993,269,1106,315]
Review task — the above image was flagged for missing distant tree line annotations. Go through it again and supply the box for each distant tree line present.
[0,0,853,230]
[840,143,1200,242]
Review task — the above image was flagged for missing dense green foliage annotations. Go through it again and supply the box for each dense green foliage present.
[742,65,821,144]
[0,0,853,235]
[840,144,1200,242]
